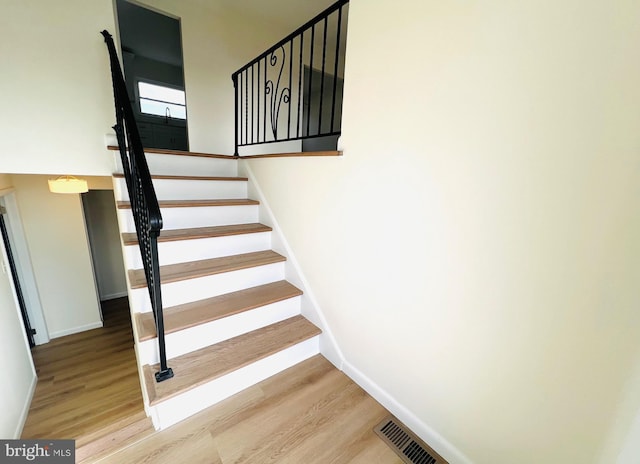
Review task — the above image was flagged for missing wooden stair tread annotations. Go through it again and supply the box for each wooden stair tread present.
[75,411,154,463]
[239,150,342,159]
[136,281,303,341]
[113,173,248,181]
[107,145,236,159]
[122,223,272,246]
[117,198,259,209]
[128,250,285,289]
[143,315,321,405]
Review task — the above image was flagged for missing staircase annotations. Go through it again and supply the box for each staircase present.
[111,147,322,430]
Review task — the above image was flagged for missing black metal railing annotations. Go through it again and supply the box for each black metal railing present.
[232,0,349,156]
[101,30,173,383]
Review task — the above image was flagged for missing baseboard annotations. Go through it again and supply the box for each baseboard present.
[241,162,345,369]
[49,321,103,339]
[100,291,128,301]
[14,374,37,439]
[342,360,474,464]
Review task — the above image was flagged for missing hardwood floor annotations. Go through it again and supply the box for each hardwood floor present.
[96,355,402,464]
[21,297,144,440]
[20,297,403,463]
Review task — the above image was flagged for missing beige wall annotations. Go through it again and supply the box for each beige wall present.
[0,0,298,176]
[245,1,640,463]
[11,175,102,338]
[0,0,293,338]
[0,0,117,176]
[0,174,13,191]
[132,0,294,154]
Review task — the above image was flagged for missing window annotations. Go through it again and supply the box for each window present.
[138,81,186,119]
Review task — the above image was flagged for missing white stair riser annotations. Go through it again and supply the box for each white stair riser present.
[117,205,259,232]
[124,232,272,268]
[113,153,238,177]
[149,337,320,430]
[129,262,286,312]
[113,177,248,202]
[138,296,302,365]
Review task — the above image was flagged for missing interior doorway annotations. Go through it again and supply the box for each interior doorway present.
[115,0,189,151]
[81,190,127,303]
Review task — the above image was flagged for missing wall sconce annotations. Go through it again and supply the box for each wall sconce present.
[48,176,89,194]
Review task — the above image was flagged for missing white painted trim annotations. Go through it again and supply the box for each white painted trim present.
[49,321,103,339]
[241,162,345,369]
[100,291,128,301]
[14,374,37,439]
[0,193,50,345]
[342,360,474,464]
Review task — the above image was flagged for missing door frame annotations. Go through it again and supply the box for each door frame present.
[0,191,49,345]
[0,212,34,347]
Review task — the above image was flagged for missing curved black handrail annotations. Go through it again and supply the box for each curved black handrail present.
[101,30,173,383]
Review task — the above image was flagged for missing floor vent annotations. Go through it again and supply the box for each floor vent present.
[374,416,449,464]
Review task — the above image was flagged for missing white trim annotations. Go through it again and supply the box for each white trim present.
[49,321,103,339]
[100,291,128,301]
[14,374,37,439]
[0,193,49,345]
[240,161,345,369]
[342,360,474,464]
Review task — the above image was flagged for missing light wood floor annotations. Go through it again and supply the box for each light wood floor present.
[21,297,144,440]
[96,355,402,464]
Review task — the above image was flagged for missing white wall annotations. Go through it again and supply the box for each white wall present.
[11,175,103,338]
[0,216,36,438]
[244,1,640,463]
[82,190,127,301]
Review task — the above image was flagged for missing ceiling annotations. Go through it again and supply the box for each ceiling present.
[116,0,338,68]
[216,0,337,31]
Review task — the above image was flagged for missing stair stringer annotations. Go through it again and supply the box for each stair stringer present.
[239,161,346,369]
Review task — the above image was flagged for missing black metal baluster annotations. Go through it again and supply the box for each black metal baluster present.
[331,6,343,132]
[151,233,172,381]
[287,40,293,139]
[263,56,267,141]
[239,71,243,148]
[251,65,254,144]
[306,24,315,137]
[244,70,248,145]
[297,32,304,138]
[257,60,261,143]
[233,74,239,156]
[319,17,328,135]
